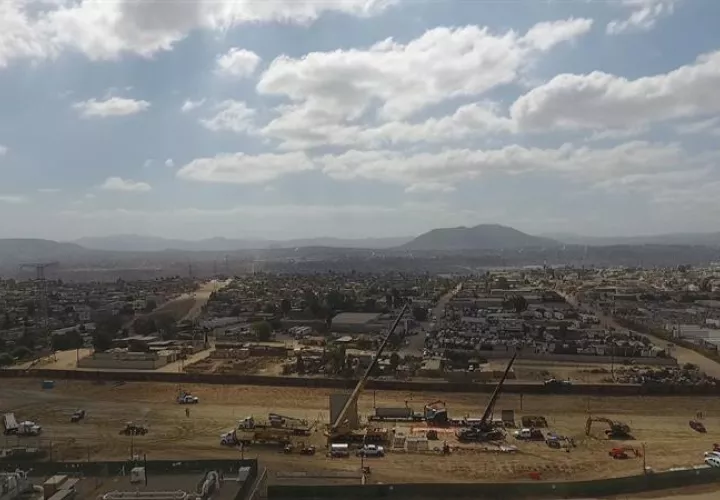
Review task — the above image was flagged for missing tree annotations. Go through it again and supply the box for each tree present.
[92,332,114,352]
[143,299,157,313]
[296,353,305,374]
[412,306,428,322]
[363,298,377,312]
[11,346,32,360]
[389,352,400,371]
[496,277,510,290]
[132,317,157,336]
[252,321,272,341]
[154,313,177,340]
[2,311,11,329]
[280,299,292,316]
[230,304,243,316]
[0,352,13,367]
[263,302,278,314]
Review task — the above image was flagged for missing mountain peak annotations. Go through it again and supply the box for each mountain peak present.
[401,224,558,251]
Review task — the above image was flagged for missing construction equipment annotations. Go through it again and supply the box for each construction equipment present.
[513,428,544,441]
[424,400,451,425]
[522,416,548,428]
[120,422,148,435]
[326,304,408,444]
[369,407,423,422]
[585,417,632,440]
[456,353,517,443]
[239,415,312,438]
[70,409,86,423]
[690,420,707,433]
[609,446,642,459]
[177,392,199,404]
[268,413,312,434]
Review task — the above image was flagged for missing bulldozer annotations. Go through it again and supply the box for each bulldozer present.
[586,417,632,440]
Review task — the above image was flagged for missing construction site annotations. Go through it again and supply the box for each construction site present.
[2,307,720,489]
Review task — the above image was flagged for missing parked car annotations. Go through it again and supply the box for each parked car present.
[705,456,720,468]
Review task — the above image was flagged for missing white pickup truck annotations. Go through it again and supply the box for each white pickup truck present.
[177,393,199,404]
[356,444,385,457]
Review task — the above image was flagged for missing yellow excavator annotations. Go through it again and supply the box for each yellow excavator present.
[325,304,409,444]
[586,416,632,439]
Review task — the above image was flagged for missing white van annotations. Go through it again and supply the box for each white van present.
[329,443,350,458]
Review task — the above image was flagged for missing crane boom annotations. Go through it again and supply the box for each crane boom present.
[478,352,517,427]
[330,303,409,433]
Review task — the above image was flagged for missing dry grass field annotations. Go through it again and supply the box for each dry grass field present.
[2,378,720,488]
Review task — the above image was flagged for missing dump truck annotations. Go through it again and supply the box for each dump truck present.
[368,407,423,422]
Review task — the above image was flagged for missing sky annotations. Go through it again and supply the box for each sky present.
[1,0,720,241]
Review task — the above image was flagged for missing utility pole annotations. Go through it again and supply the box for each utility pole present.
[19,261,58,352]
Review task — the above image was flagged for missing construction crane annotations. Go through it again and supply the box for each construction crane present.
[456,352,517,442]
[585,416,632,439]
[326,303,409,444]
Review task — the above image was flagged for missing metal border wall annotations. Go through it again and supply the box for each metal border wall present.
[1,368,717,396]
[268,467,720,499]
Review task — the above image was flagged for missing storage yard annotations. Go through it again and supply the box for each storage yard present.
[3,378,720,485]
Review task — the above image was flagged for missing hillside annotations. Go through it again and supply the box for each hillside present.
[401,224,558,251]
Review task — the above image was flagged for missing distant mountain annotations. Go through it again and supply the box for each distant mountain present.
[544,231,720,247]
[0,239,93,264]
[73,234,412,252]
[401,224,558,251]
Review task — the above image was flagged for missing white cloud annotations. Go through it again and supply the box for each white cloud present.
[0,194,28,204]
[143,159,153,168]
[0,0,398,67]
[216,48,260,78]
[180,98,206,112]
[675,118,720,136]
[262,101,515,150]
[165,158,175,168]
[177,140,691,192]
[318,141,692,191]
[257,18,593,132]
[99,177,152,192]
[177,152,313,185]
[607,0,677,35]
[0,145,7,156]
[510,50,720,132]
[200,100,256,133]
[73,97,150,118]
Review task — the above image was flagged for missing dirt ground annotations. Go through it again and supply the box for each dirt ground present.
[2,379,719,487]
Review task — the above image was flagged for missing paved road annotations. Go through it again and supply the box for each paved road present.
[561,291,720,380]
[401,283,462,356]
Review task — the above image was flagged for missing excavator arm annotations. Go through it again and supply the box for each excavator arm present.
[329,303,409,436]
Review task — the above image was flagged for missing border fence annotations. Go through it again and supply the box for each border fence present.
[2,367,719,396]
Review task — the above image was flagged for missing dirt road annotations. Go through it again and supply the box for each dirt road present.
[561,292,720,379]
[4,379,719,485]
